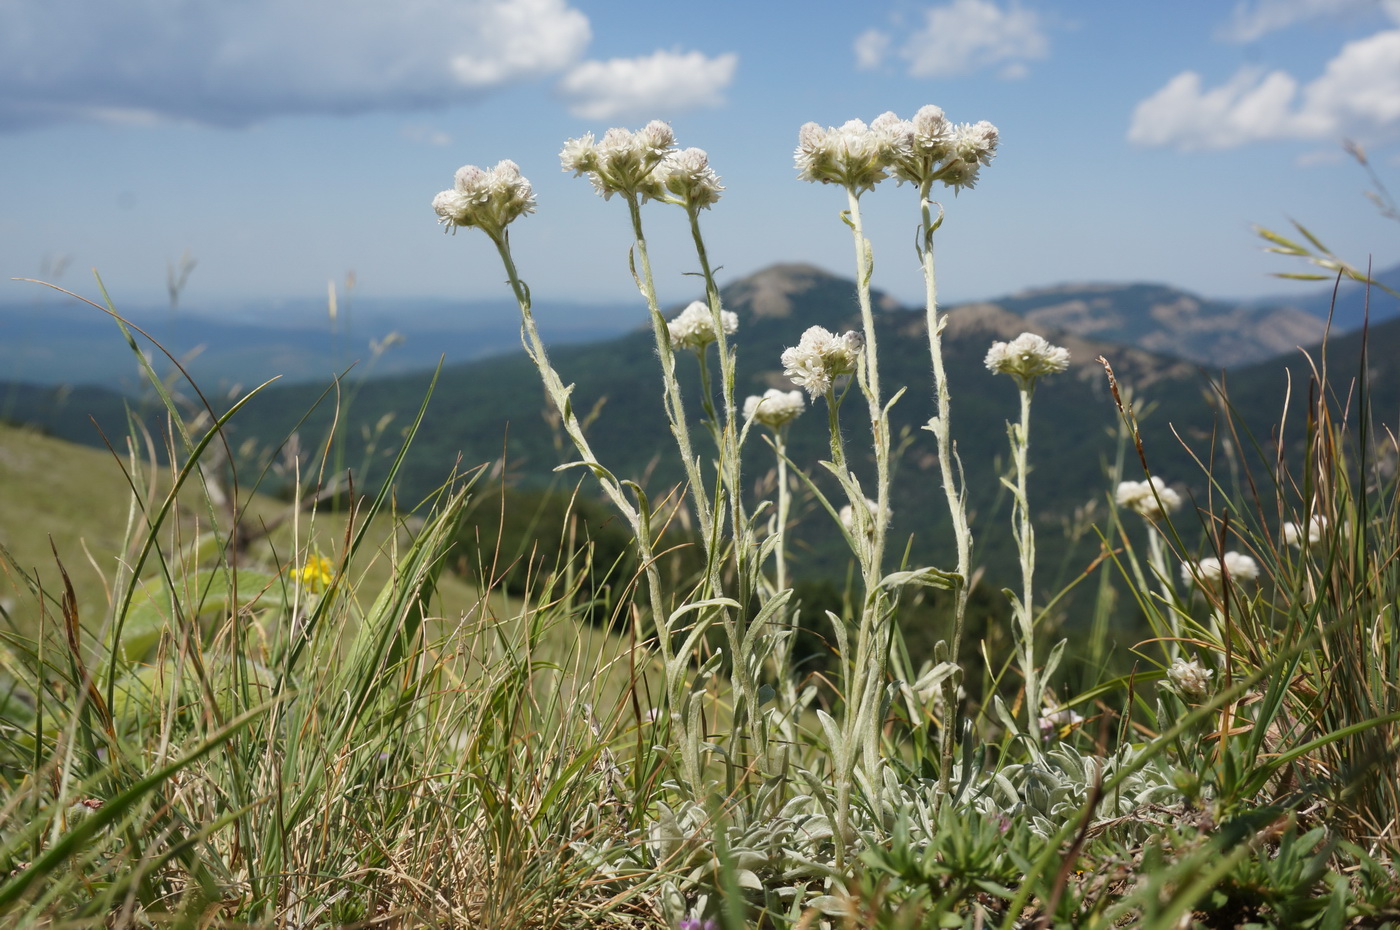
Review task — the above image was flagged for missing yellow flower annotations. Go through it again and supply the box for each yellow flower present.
[297,554,334,594]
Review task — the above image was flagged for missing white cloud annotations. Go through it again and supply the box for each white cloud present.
[557,49,737,121]
[402,125,454,147]
[854,29,892,71]
[0,0,591,131]
[1217,0,1386,43]
[861,0,1048,78]
[1128,29,1400,149]
[1301,29,1400,128]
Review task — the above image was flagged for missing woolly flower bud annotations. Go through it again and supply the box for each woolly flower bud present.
[781,326,863,396]
[913,105,953,146]
[635,119,676,153]
[640,147,723,208]
[667,300,736,351]
[432,159,536,238]
[561,121,676,200]
[956,120,1000,163]
[794,118,893,193]
[743,388,805,429]
[1181,551,1260,590]
[1165,657,1214,700]
[1116,477,1182,522]
[840,497,888,536]
[1283,514,1328,548]
[985,332,1070,389]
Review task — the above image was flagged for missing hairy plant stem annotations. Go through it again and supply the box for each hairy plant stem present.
[624,195,712,539]
[845,188,891,579]
[772,430,792,595]
[824,189,896,858]
[489,231,703,794]
[918,184,974,810]
[682,204,773,773]
[626,196,771,780]
[1011,385,1041,737]
[767,426,801,744]
[849,190,893,785]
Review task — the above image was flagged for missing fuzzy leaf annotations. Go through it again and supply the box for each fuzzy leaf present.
[878,566,961,592]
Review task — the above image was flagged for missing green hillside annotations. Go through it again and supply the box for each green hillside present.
[0,419,489,643]
[220,264,1200,593]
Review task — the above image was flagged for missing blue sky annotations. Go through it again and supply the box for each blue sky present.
[3,0,1399,319]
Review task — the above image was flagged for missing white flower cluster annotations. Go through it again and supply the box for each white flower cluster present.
[794,107,999,193]
[743,389,805,430]
[1165,657,1214,700]
[431,160,536,239]
[1283,514,1328,549]
[1181,551,1260,590]
[560,122,722,208]
[984,332,1071,389]
[794,118,898,193]
[780,326,863,396]
[874,107,999,189]
[840,497,888,536]
[667,300,737,351]
[1116,476,1182,522]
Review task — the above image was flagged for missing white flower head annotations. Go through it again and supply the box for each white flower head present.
[642,147,724,209]
[868,106,996,190]
[939,120,1000,191]
[1181,551,1260,590]
[667,300,737,351]
[913,105,954,149]
[561,121,676,200]
[794,118,894,193]
[840,497,888,537]
[985,332,1070,389]
[1116,477,1182,522]
[1283,514,1328,549]
[558,132,598,174]
[743,388,805,430]
[1165,657,1214,700]
[781,326,863,396]
[432,159,536,239]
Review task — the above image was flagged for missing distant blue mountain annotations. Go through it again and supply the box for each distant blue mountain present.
[0,294,638,391]
[4,262,1391,394]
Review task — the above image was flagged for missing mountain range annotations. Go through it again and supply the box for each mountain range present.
[5,262,1398,591]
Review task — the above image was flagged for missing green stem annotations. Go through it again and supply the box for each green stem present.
[1013,385,1041,737]
[845,188,890,574]
[489,232,703,795]
[1147,530,1180,659]
[919,183,974,808]
[679,204,770,772]
[625,195,714,541]
[773,429,801,737]
[774,430,791,595]
[846,189,892,793]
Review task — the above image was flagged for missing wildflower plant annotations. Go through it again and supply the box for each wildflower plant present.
[6,96,1400,930]
[986,331,1070,735]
